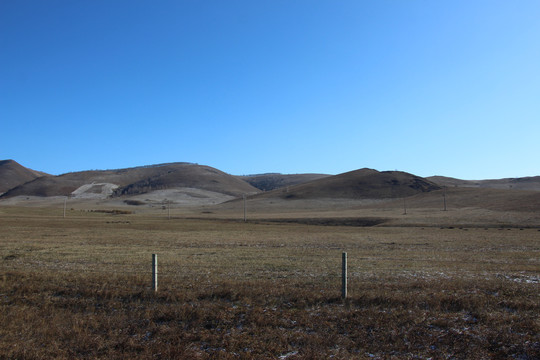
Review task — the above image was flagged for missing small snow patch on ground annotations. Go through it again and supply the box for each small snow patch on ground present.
[279,351,298,359]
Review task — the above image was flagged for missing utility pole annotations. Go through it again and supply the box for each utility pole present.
[403,198,407,215]
[443,186,447,211]
[243,194,247,222]
[63,196,67,218]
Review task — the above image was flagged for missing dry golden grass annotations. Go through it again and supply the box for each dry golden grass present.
[1,206,539,359]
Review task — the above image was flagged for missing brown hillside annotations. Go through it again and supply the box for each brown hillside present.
[427,176,480,188]
[381,186,540,213]
[411,187,540,212]
[239,173,331,191]
[428,175,540,191]
[0,160,49,194]
[1,163,260,198]
[255,168,440,200]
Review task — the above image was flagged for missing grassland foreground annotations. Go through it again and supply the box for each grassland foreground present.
[0,209,538,359]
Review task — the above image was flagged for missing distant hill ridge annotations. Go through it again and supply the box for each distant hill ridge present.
[239,173,330,191]
[427,175,540,192]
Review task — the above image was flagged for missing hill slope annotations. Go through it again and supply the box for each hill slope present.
[374,186,540,215]
[239,173,330,191]
[1,163,260,199]
[428,175,540,191]
[256,168,441,200]
[0,160,49,194]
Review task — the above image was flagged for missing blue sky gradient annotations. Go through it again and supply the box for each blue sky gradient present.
[1,1,539,179]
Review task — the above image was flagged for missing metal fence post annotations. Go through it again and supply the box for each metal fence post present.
[342,252,347,299]
[152,254,158,292]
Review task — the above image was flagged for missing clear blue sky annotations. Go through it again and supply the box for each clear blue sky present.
[1,1,539,179]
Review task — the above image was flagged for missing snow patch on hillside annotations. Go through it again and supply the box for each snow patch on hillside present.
[71,183,118,199]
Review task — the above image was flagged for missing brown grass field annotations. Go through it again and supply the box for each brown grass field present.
[0,205,539,359]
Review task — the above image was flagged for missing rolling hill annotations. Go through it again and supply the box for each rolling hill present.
[254,168,441,200]
[0,160,48,195]
[0,163,260,201]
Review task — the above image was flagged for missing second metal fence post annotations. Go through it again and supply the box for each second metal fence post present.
[152,254,158,292]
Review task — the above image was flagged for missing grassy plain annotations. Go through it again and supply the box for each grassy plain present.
[0,206,539,359]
